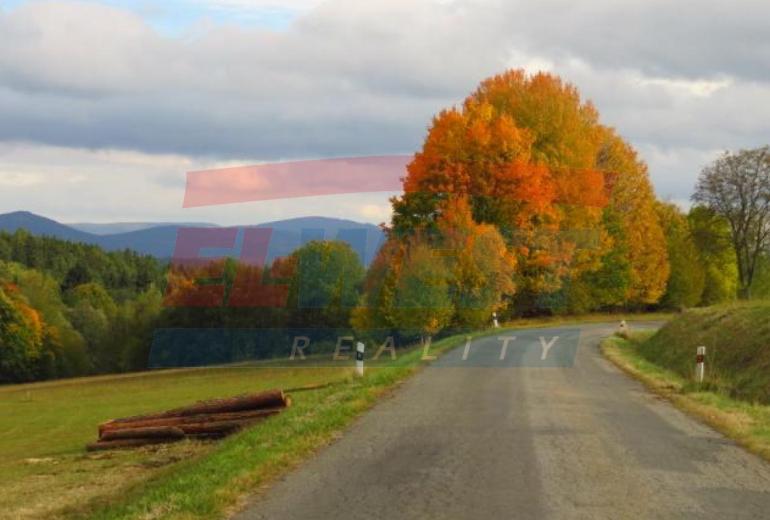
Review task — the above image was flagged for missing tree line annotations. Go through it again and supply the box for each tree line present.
[353,71,769,339]
[0,232,166,382]
[1,69,769,383]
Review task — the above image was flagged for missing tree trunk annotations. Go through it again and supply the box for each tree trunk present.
[738,285,752,300]
[101,426,185,441]
[104,389,287,426]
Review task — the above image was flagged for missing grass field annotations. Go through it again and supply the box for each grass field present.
[0,364,354,519]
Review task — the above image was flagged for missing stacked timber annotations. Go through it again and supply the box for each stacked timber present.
[87,389,291,451]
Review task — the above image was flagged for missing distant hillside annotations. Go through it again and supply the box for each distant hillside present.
[0,211,385,264]
[0,211,96,243]
[69,222,216,235]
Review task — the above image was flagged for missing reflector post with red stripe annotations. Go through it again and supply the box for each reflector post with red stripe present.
[696,346,706,383]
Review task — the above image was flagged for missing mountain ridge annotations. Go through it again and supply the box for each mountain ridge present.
[0,211,385,264]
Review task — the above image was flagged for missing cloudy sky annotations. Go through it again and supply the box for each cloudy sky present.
[0,0,768,225]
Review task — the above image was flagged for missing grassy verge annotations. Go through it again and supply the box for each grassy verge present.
[601,333,770,463]
[630,301,770,402]
[1,329,503,520]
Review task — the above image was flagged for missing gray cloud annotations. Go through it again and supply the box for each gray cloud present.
[497,0,770,82]
[0,0,502,158]
[0,0,769,222]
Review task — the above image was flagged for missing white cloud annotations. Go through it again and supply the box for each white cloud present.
[506,50,555,75]
[0,171,44,187]
[359,203,392,222]
[636,76,732,98]
[193,0,325,10]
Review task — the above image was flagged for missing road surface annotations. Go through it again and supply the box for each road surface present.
[234,323,770,519]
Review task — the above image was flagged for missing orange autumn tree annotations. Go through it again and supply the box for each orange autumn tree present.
[390,69,668,315]
[352,200,515,335]
[436,198,516,327]
[393,70,602,313]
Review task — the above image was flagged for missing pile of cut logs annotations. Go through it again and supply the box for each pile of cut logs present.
[88,388,291,451]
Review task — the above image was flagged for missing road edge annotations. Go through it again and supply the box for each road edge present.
[600,335,770,464]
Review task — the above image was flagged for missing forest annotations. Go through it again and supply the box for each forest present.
[1,70,769,383]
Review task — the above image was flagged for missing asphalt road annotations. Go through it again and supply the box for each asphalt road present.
[234,323,770,520]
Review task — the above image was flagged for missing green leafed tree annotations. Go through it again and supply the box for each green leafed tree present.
[751,255,770,299]
[113,285,164,371]
[65,282,119,372]
[0,261,90,378]
[287,241,365,328]
[66,282,118,320]
[694,146,770,299]
[0,285,43,383]
[351,239,403,335]
[688,206,738,305]
[656,202,705,309]
[391,241,453,340]
[547,208,633,314]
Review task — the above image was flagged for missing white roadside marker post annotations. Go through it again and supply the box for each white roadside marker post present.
[618,320,629,338]
[492,312,499,329]
[355,341,365,377]
[696,346,706,384]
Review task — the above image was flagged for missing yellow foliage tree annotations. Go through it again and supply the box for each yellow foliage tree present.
[597,127,669,304]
